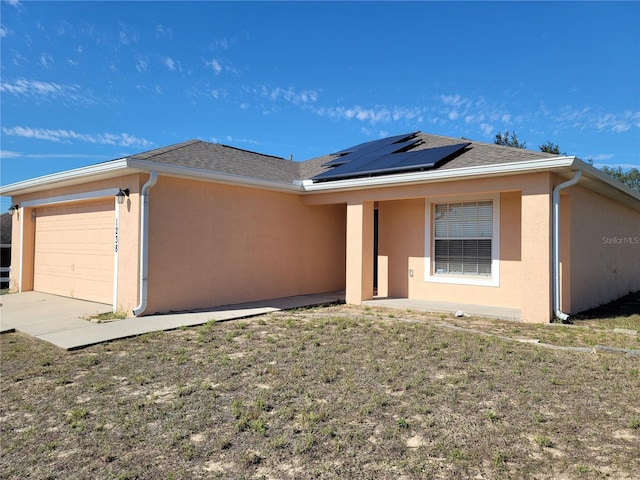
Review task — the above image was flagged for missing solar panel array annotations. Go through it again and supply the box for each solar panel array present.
[312,132,470,182]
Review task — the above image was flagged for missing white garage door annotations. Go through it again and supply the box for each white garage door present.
[34,200,115,304]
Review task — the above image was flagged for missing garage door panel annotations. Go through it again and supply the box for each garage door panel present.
[34,201,114,304]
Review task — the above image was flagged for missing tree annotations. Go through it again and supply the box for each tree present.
[599,166,640,192]
[495,131,639,192]
[539,141,565,155]
[494,130,526,149]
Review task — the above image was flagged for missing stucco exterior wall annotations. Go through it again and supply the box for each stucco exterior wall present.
[144,176,346,314]
[8,174,143,313]
[377,192,523,308]
[309,172,556,322]
[377,199,424,299]
[345,202,374,304]
[565,184,640,313]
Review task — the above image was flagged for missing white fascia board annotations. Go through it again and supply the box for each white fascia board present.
[572,158,640,204]
[126,159,304,193]
[0,159,134,197]
[303,156,578,193]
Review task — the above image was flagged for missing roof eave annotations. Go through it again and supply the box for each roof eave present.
[0,159,136,197]
[0,157,304,198]
[304,155,640,209]
[126,159,303,193]
[571,158,640,208]
[303,156,579,192]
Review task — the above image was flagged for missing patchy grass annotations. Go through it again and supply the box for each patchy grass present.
[84,310,129,322]
[570,290,640,332]
[438,315,640,350]
[1,305,639,479]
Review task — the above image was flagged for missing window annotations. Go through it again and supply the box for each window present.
[433,200,493,277]
[423,194,501,287]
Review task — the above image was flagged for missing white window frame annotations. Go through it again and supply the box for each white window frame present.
[424,193,500,287]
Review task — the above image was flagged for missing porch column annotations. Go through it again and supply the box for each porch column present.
[345,201,374,304]
[520,175,553,323]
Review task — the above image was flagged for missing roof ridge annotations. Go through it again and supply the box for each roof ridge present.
[130,139,202,161]
[417,132,556,158]
[217,143,286,161]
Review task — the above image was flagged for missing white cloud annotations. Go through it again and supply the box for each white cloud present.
[553,107,639,133]
[221,135,262,147]
[12,51,27,66]
[164,57,177,71]
[0,150,111,160]
[0,78,91,105]
[480,123,495,137]
[206,59,223,74]
[155,24,173,40]
[314,104,425,125]
[136,57,148,72]
[2,126,152,147]
[209,37,229,51]
[39,53,54,68]
[590,153,615,162]
[118,23,138,45]
[0,24,10,37]
[260,86,320,105]
[0,150,20,158]
[440,94,470,108]
[6,0,23,9]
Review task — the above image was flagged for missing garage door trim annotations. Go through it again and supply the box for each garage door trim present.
[20,188,120,310]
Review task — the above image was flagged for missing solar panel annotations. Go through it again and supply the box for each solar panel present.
[330,131,418,156]
[393,143,470,168]
[322,132,419,167]
[313,135,470,181]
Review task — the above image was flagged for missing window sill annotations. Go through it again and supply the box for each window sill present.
[425,274,499,287]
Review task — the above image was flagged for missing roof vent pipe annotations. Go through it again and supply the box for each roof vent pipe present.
[552,169,582,322]
[133,171,158,316]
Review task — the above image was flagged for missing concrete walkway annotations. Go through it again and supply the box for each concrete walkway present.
[0,291,344,350]
[363,297,521,321]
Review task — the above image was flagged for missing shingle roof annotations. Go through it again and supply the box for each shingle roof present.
[129,140,300,184]
[124,132,559,185]
[299,132,558,180]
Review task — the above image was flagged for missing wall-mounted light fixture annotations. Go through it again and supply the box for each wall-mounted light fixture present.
[116,188,130,205]
[7,205,19,216]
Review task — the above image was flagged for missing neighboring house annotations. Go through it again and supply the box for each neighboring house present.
[0,213,11,288]
[1,132,639,323]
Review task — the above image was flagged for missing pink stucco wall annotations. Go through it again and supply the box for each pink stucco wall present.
[564,184,640,313]
[377,192,524,309]
[9,174,143,313]
[143,176,346,314]
[8,166,637,323]
[305,172,556,322]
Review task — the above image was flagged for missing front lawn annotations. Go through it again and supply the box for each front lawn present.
[1,305,638,479]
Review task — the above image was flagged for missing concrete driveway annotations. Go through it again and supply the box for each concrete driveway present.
[0,291,111,336]
[0,290,344,350]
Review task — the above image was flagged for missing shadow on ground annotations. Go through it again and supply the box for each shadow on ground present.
[571,291,640,320]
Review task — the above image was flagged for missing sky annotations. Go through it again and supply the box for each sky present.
[1,1,639,211]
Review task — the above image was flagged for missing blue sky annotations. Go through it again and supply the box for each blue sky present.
[1,1,639,211]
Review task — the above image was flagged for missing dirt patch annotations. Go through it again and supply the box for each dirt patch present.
[1,304,639,479]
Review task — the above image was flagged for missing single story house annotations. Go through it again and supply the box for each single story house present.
[2,131,639,323]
